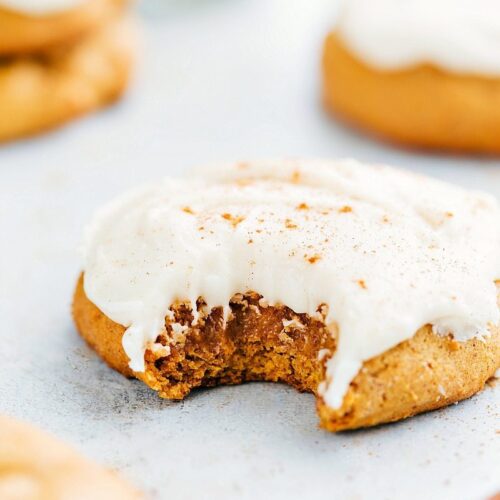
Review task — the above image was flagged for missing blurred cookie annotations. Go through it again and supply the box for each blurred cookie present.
[323,0,500,153]
[0,16,135,142]
[0,415,141,499]
[0,0,126,55]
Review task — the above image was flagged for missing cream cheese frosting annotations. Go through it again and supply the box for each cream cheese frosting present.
[82,160,500,408]
[0,0,85,15]
[336,0,500,76]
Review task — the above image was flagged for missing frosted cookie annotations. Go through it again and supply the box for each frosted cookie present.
[0,16,135,142]
[73,160,500,431]
[323,0,500,154]
[0,0,126,55]
[0,415,141,499]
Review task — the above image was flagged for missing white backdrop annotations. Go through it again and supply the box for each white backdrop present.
[0,1,499,499]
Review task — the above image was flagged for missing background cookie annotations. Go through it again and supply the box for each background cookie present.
[0,16,135,142]
[323,33,500,154]
[0,415,141,499]
[0,0,126,55]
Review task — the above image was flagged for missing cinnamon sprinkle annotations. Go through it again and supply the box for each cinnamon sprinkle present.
[339,205,353,213]
[307,254,321,264]
[221,213,245,228]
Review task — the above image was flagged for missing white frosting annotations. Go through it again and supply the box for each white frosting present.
[0,0,85,15]
[82,160,500,408]
[336,0,500,76]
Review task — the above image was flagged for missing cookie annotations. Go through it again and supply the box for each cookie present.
[0,415,141,499]
[72,160,500,431]
[323,34,500,154]
[0,0,126,55]
[0,15,135,142]
[323,0,500,153]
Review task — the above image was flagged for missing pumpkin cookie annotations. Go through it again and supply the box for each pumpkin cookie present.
[0,415,141,499]
[323,0,500,153]
[0,15,135,142]
[73,160,500,431]
[0,0,127,56]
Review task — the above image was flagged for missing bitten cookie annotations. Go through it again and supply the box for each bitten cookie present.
[323,0,500,154]
[0,0,127,55]
[0,415,141,499]
[73,159,500,431]
[0,16,135,142]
